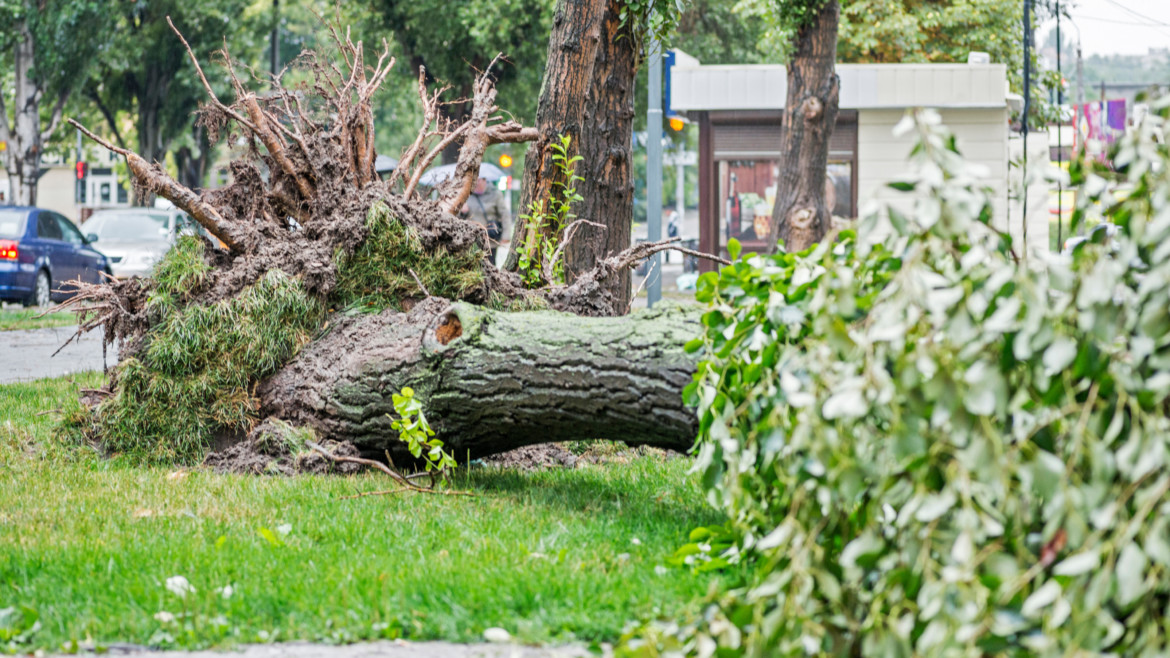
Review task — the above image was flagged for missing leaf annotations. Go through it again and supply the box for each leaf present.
[822,387,866,420]
[1021,580,1061,618]
[1052,550,1099,576]
[1042,338,1077,376]
[1115,544,1148,607]
[258,527,283,547]
[914,491,956,523]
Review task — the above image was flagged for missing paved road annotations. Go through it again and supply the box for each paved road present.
[1,325,114,383]
[48,641,595,658]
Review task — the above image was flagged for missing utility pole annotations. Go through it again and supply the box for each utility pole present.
[271,0,280,77]
[646,38,664,307]
[1056,0,1063,248]
[1022,0,1032,253]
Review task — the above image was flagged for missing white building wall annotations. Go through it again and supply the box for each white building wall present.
[1007,133,1053,255]
[858,108,1018,244]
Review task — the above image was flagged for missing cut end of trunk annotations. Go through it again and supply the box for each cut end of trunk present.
[434,312,463,345]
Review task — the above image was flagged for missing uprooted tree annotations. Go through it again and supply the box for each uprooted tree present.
[61,20,722,470]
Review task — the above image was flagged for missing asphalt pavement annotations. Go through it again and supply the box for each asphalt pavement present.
[1,323,114,384]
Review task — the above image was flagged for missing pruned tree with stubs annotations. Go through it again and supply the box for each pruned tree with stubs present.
[60,18,723,476]
[767,0,841,253]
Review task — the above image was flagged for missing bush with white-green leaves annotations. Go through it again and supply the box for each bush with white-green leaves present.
[625,105,1170,657]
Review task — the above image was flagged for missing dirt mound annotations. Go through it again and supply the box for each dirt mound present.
[203,435,363,476]
[482,443,579,470]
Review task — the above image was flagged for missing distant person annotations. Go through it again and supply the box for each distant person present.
[665,208,680,239]
[460,177,507,263]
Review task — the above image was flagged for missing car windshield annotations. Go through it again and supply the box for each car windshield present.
[86,212,171,242]
[0,209,25,239]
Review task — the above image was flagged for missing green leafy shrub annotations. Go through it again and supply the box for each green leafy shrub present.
[95,269,325,463]
[645,106,1170,656]
[390,386,455,473]
[516,134,584,288]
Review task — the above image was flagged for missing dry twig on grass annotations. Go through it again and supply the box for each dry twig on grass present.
[306,441,477,497]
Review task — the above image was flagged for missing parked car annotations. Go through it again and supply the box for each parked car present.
[82,209,205,278]
[0,206,112,307]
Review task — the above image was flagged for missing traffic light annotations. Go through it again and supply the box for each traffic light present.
[498,153,513,168]
[75,161,88,204]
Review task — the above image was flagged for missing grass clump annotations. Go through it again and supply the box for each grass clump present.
[333,202,485,310]
[92,269,325,463]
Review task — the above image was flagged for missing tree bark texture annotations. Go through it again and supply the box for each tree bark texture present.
[564,0,637,308]
[767,0,841,253]
[507,0,637,312]
[508,0,604,264]
[258,298,700,463]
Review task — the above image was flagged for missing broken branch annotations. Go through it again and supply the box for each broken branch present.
[68,119,242,252]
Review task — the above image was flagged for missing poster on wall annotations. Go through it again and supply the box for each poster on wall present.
[1074,99,1126,150]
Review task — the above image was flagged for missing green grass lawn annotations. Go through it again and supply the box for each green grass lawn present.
[0,306,78,331]
[0,375,732,653]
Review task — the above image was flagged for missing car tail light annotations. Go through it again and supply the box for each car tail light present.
[0,240,17,260]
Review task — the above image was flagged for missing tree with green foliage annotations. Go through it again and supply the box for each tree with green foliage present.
[82,0,263,195]
[0,0,111,205]
[624,104,1170,655]
[735,0,1065,126]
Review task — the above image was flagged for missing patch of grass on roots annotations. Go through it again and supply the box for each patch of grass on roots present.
[94,262,324,464]
[333,202,485,310]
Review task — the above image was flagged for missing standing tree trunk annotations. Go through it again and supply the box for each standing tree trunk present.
[767,0,840,253]
[174,124,213,191]
[507,0,605,271]
[0,19,68,206]
[258,299,700,462]
[565,0,638,307]
[508,0,637,312]
[133,62,169,205]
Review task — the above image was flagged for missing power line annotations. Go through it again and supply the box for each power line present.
[1101,0,1170,28]
[1091,1,1170,40]
[1073,13,1170,28]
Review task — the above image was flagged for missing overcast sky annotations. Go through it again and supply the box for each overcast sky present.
[1040,0,1170,56]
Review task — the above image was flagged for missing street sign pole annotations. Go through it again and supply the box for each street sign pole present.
[646,38,664,307]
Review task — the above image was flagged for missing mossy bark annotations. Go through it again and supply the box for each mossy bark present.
[259,299,700,462]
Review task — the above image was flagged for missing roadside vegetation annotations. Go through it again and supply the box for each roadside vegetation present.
[1,374,736,653]
[0,306,77,332]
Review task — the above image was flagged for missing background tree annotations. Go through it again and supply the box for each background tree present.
[0,0,110,205]
[370,0,555,164]
[737,0,1065,127]
[507,0,684,311]
[82,0,264,196]
[765,0,841,252]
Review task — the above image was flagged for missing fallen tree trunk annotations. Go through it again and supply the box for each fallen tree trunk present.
[259,298,701,462]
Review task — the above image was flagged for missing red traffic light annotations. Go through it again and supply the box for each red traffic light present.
[75,161,88,180]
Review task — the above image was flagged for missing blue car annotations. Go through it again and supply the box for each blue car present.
[0,206,112,307]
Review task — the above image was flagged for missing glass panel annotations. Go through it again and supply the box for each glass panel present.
[717,160,856,249]
[827,161,854,219]
[55,215,85,245]
[717,160,780,245]
[37,213,63,240]
[85,212,170,242]
[0,209,26,238]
